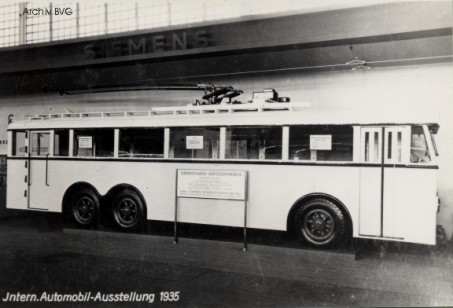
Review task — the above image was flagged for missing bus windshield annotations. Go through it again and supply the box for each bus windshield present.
[410,126,431,163]
[430,129,439,156]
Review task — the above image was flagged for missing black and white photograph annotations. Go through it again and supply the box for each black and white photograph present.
[0,0,452,306]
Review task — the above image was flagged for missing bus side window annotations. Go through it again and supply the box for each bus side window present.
[119,128,164,158]
[12,131,27,156]
[225,127,282,160]
[54,130,69,156]
[31,132,50,156]
[289,125,353,161]
[170,127,219,159]
[74,129,114,157]
[410,126,430,163]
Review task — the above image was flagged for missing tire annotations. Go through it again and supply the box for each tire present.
[112,189,145,229]
[293,198,347,248]
[71,188,99,227]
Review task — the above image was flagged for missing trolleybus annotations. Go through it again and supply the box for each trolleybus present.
[6,88,440,248]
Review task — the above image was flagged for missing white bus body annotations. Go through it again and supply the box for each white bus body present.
[6,101,440,247]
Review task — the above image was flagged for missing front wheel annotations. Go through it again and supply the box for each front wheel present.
[293,198,347,248]
[112,189,145,229]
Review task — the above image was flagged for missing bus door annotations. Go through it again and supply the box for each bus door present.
[359,127,383,237]
[359,126,410,239]
[9,130,29,210]
[382,126,410,239]
[28,131,52,210]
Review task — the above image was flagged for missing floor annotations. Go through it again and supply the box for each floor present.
[0,213,452,307]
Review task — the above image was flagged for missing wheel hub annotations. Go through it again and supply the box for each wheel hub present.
[303,209,335,241]
[118,198,137,223]
[80,204,88,214]
[313,218,325,230]
[120,205,131,216]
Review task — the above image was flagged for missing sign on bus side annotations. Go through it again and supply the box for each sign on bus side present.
[177,169,247,201]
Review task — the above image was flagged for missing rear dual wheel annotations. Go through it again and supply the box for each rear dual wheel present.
[71,188,99,227]
[70,188,145,230]
[112,189,145,229]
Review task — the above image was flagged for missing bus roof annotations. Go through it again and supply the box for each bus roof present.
[8,102,439,130]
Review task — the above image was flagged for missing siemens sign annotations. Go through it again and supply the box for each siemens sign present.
[84,30,209,59]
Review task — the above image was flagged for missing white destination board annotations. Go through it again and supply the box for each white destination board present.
[186,136,204,149]
[177,169,247,200]
[310,135,332,150]
[78,136,93,148]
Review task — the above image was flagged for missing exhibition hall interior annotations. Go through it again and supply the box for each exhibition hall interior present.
[0,1,452,306]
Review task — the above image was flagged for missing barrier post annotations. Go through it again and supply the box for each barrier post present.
[243,172,248,251]
[174,170,178,244]
[243,200,248,251]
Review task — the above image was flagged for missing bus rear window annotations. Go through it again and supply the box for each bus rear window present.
[119,128,164,158]
[12,131,26,156]
[170,127,220,159]
[74,129,114,157]
[289,125,353,162]
[411,126,430,163]
[225,127,282,160]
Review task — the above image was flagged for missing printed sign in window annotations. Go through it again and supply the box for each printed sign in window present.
[310,135,332,150]
[78,136,93,149]
[186,136,204,150]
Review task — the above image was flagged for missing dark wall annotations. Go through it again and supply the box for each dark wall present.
[0,1,451,96]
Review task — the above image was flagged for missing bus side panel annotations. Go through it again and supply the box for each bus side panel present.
[29,160,53,210]
[383,168,437,245]
[149,163,361,232]
[358,167,382,237]
[11,160,362,234]
[6,160,184,215]
[244,164,360,232]
[177,198,245,227]
[7,160,438,245]
[7,159,28,210]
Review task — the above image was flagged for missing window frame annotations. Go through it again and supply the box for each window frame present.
[408,125,436,165]
[224,126,284,161]
[289,124,354,163]
[169,126,221,160]
[117,127,165,159]
[29,130,54,157]
[10,130,27,157]
[54,129,70,157]
[73,128,115,158]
